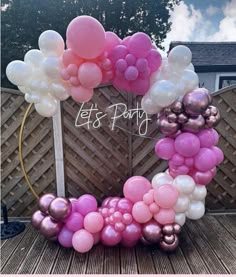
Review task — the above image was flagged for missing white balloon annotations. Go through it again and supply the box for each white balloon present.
[35,95,58,117]
[191,185,207,201]
[6,61,32,86]
[38,30,64,57]
[141,94,162,114]
[38,80,50,94]
[186,201,205,220]
[29,79,42,91]
[25,92,41,104]
[175,213,186,226]
[174,196,190,213]
[51,83,70,100]
[186,63,195,71]
[24,49,44,67]
[173,175,195,195]
[180,69,199,93]
[150,80,177,107]
[42,57,62,79]
[152,173,173,188]
[18,86,28,94]
[168,45,192,70]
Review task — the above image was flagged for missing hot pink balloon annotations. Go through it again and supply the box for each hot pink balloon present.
[75,194,97,216]
[174,133,200,157]
[116,59,128,72]
[104,32,120,53]
[171,153,185,166]
[70,86,94,103]
[93,232,101,244]
[123,176,152,203]
[117,198,133,213]
[65,212,84,232]
[155,138,175,160]
[211,146,224,164]
[122,36,131,47]
[58,226,74,248]
[132,201,152,223]
[130,78,150,95]
[154,209,175,225]
[84,212,104,233]
[125,54,136,65]
[190,169,213,185]
[128,32,152,58]
[197,128,217,148]
[124,66,138,81]
[109,45,128,63]
[146,49,162,72]
[78,62,102,88]
[194,148,217,171]
[154,184,178,208]
[72,229,94,253]
[66,16,105,59]
[122,221,141,241]
[136,58,148,72]
[101,225,122,246]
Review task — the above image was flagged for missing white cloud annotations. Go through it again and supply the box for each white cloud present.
[206,5,220,16]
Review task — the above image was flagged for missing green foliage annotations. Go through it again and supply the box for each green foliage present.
[1,0,180,88]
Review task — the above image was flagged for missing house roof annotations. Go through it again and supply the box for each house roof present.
[169,42,236,72]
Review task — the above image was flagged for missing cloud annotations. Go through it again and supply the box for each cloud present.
[206,5,220,16]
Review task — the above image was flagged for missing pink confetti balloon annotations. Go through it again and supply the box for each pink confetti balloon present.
[66,16,105,59]
[65,212,84,232]
[75,194,97,216]
[154,185,178,208]
[174,133,200,157]
[132,201,152,223]
[155,138,176,160]
[123,176,152,203]
[154,209,175,225]
[58,226,74,248]
[84,212,104,233]
[72,229,94,253]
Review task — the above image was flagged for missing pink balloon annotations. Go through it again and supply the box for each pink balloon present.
[67,64,78,76]
[128,32,152,58]
[61,69,70,80]
[78,62,102,88]
[143,191,154,205]
[211,146,224,164]
[212,129,219,145]
[65,212,84,232]
[75,194,97,216]
[124,66,138,81]
[171,153,185,166]
[117,198,133,213]
[104,32,120,53]
[107,197,121,209]
[63,49,84,67]
[125,54,136,65]
[194,148,217,171]
[197,128,217,148]
[175,133,200,157]
[149,203,159,214]
[136,58,148,72]
[84,212,104,233]
[102,197,112,207]
[190,169,213,185]
[121,238,138,247]
[130,78,150,95]
[115,222,126,232]
[122,222,141,241]
[113,75,131,91]
[101,225,122,246]
[154,209,175,225]
[146,49,162,72]
[70,86,94,103]
[155,138,175,160]
[123,176,152,203]
[116,59,128,72]
[122,36,131,47]
[185,157,194,167]
[122,213,133,225]
[154,184,178,208]
[93,232,101,244]
[109,45,128,63]
[132,201,152,223]
[66,16,105,59]
[72,229,94,253]
[69,76,80,86]
[58,226,74,247]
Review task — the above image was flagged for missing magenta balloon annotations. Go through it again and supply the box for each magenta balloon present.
[31,210,46,229]
[38,193,56,213]
[194,148,217,171]
[197,128,217,148]
[125,54,136,65]
[128,32,152,58]
[66,16,105,59]
[117,198,133,213]
[58,226,74,248]
[48,197,72,221]
[75,194,97,216]
[104,31,120,53]
[171,153,185,166]
[101,225,122,246]
[136,58,148,72]
[142,219,162,243]
[109,45,128,63]
[146,49,162,72]
[121,36,131,47]
[93,232,101,244]
[124,66,138,81]
[65,212,84,232]
[107,197,121,209]
[130,78,150,95]
[123,176,152,203]
[40,216,62,238]
[101,197,112,207]
[211,146,224,164]
[122,222,142,241]
[155,138,176,160]
[116,59,128,72]
[174,133,200,157]
[190,169,213,185]
[185,157,194,167]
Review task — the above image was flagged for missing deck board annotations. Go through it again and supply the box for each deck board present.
[1,214,236,274]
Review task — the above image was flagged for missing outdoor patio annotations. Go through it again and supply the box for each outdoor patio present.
[1,214,236,274]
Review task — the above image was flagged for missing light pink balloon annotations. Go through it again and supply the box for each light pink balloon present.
[61,68,70,80]
[155,138,176,160]
[194,148,217,171]
[78,62,102,88]
[143,191,154,205]
[132,201,152,223]
[66,16,105,59]
[123,176,152,203]
[69,76,80,86]
[149,203,159,214]
[128,32,152,58]
[67,64,78,76]
[65,212,84,232]
[104,32,120,53]
[63,49,83,67]
[154,208,175,225]
[72,229,94,253]
[58,226,74,248]
[70,86,94,103]
[75,194,97,216]
[154,184,178,208]
[84,212,104,233]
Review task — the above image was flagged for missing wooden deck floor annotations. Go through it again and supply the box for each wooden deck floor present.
[1,214,236,274]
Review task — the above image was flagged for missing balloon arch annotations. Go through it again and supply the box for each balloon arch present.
[6,16,223,253]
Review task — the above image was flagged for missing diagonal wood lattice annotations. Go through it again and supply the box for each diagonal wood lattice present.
[1,85,236,217]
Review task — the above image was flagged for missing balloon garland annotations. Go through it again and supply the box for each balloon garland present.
[6,15,224,253]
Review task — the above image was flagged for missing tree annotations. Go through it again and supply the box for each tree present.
[1,0,180,88]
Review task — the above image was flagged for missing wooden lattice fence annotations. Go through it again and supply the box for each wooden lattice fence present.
[1,85,236,217]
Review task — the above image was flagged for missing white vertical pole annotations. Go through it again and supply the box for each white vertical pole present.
[52,103,65,197]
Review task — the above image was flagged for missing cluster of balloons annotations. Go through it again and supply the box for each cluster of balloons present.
[157,88,221,136]
[155,129,224,185]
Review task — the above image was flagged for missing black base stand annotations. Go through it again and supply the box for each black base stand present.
[1,204,25,240]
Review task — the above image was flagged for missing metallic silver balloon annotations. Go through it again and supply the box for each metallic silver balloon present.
[171,101,183,114]
[159,234,179,252]
[31,210,46,229]
[167,113,178,123]
[40,216,62,238]
[205,110,221,128]
[177,113,188,124]
[163,234,175,244]
[157,116,180,136]
[48,197,72,221]
[142,219,162,243]
[38,193,56,213]
[202,108,211,118]
[209,105,218,116]
[183,115,205,133]
[183,89,210,116]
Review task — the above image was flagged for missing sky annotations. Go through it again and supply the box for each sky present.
[161,0,236,53]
